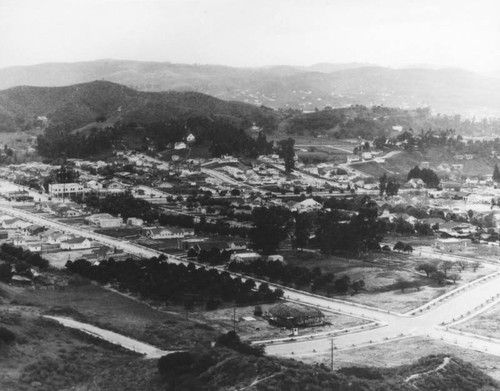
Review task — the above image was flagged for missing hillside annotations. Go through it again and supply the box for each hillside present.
[0,80,278,132]
[1,60,500,117]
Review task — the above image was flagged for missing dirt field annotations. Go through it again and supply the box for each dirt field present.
[300,336,500,382]
[282,249,494,313]
[192,303,370,342]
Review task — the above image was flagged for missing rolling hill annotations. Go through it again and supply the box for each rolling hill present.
[0,80,278,132]
[1,60,500,117]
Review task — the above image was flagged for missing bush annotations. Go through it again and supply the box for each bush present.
[0,326,16,343]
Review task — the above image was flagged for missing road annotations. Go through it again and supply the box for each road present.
[45,315,171,358]
[5,205,500,366]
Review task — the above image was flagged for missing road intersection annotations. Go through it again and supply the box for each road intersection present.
[3,204,500,365]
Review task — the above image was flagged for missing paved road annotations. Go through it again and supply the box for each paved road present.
[45,315,172,358]
[5,205,500,365]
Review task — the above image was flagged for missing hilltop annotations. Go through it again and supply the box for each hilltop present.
[0,80,278,132]
[1,60,500,117]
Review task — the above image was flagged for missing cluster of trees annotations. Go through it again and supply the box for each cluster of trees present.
[415,260,479,286]
[36,124,116,158]
[65,256,283,308]
[276,138,295,173]
[392,241,414,253]
[228,260,364,295]
[85,193,157,223]
[315,199,383,255]
[0,243,49,282]
[250,206,293,254]
[407,166,440,188]
[379,174,400,197]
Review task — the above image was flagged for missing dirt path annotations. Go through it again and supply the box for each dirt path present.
[404,356,451,383]
[44,315,172,358]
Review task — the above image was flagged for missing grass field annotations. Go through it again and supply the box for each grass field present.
[454,303,500,341]
[281,249,493,313]
[11,279,219,351]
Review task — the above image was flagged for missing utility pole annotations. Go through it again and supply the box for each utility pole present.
[330,339,334,371]
[233,306,236,332]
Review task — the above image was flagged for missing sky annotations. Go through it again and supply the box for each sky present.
[1,0,499,72]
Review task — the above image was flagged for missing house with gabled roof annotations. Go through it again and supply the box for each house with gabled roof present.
[60,237,93,250]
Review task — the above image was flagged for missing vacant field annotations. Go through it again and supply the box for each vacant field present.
[310,336,500,382]
[193,303,370,342]
[11,280,218,351]
[454,303,500,340]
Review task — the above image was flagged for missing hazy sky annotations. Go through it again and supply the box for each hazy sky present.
[1,0,499,72]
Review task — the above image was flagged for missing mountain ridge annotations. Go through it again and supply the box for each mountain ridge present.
[1,59,500,117]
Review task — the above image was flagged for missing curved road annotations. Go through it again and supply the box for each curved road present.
[5,205,500,365]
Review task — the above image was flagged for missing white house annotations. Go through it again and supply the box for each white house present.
[60,237,93,250]
[174,142,187,150]
[186,133,196,143]
[145,227,185,239]
[230,252,262,263]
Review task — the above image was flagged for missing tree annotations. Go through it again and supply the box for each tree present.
[403,244,413,254]
[440,260,454,277]
[393,241,405,252]
[432,270,447,285]
[250,206,292,254]
[396,278,412,293]
[449,273,461,284]
[385,178,400,197]
[294,213,313,250]
[416,262,437,277]
[0,263,13,282]
[379,174,387,197]
[456,260,468,272]
[493,164,500,182]
[277,138,296,173]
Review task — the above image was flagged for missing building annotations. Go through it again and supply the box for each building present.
[85,214,122,228]
[268,303,325,328]
[230,252,261,263]
[48,183,84,197]
[145,227,185,239]
[127,217,144,227]
[434,238,470,252]
[60,237,93,250]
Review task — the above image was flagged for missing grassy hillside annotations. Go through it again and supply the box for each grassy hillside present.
[0,80,279,132]
[1,60,499,117]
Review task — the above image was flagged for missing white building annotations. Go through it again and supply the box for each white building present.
[60,237,93,250]
[48,183,84,197]
[145,227,185,239]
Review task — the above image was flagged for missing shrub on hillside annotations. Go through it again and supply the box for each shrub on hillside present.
[0,326,16,344]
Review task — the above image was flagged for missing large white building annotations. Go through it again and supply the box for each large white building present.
[48,183,84,197]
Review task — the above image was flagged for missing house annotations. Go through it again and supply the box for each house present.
[145,227,185,239]
[407,178,426,189]
[268,303,325,328]
[361,152,372,160]
[296,198,322,212]
[174,142,187,150]
[126,217,144,227]
[60,237,93,250]
[47,233,75,245]
[85,180,103,191]
[230,252,261,263]
[434,238,470,252]
[85,214,122,228]
[24,224,45,236]
[2,219,31,230]
[186,133,196,143]
[57,206,84,218]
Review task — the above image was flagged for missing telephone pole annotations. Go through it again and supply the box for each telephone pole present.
[330,339,334,371]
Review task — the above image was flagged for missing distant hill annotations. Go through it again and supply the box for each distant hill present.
[0,80,278,132]
[1,59,500,117]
